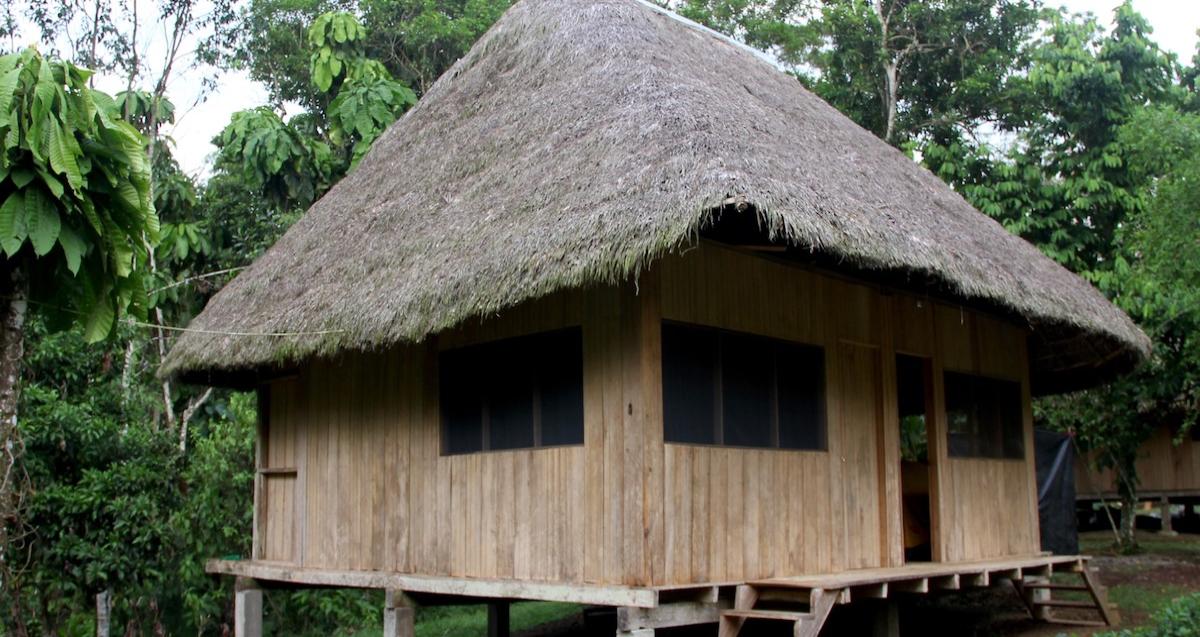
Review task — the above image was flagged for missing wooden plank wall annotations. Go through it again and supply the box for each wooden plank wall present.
[257,241,1041,586]
[932,306,1041,561]
[258,285,660,585]
[1076,426,1200,498]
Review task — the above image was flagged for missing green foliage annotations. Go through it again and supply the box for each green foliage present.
[216,10,418,209]
[1099,592,1200,637]
[216,107,333,210]
[113,90,175,132]
[328,70,416,167]
[308,11,367,93]
[235,0,512,110]
[0,47,157,341]
[678,0,1038,146]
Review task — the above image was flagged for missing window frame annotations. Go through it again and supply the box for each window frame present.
[439,327,584,456]
[942,368,1026,461]
[660,320,827,452]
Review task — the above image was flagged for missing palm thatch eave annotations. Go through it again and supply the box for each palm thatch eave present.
[161,0,1150,394]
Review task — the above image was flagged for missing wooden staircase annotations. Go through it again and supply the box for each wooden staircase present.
[1014,564,1118,628]
[718,583,844,637]
[716,557,1117,637]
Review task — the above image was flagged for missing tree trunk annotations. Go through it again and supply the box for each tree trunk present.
[0,258,28,637]
[1119,488,1138,552]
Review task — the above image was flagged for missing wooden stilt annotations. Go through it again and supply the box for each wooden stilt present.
[384,590,415,637]
[234,578,263,637]
[488,601,511,637]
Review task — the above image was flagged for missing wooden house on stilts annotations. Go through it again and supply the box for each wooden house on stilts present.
[163,0,1150,634]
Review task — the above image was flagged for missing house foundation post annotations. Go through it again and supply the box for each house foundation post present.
[234,578,263,637]
[384,590,415,637]
[1160,496,1177,536]
[487,601,511,637]
[871,600,899,637]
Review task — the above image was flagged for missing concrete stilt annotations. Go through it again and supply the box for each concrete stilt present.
[1161,496,1178,536]
[384,590,415,637]
[872,600,899,637]
[234,578,262,637]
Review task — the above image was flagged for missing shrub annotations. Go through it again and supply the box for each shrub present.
[1100,592,1200,637]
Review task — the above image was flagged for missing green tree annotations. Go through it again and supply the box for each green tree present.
[232,0,512,111]
[0,49,157,631]
[676,0,1039,146]
[925,4,1180,273]
[216,11,415,211]
[1038,106,1200,550]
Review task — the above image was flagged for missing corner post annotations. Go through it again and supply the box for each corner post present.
[234,578,263,637]
[384,590,415,637]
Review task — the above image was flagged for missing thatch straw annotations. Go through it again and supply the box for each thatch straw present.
[163,0,1149,392]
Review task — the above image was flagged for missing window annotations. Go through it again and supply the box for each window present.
[661,322,825,450]
[944,371,1024,459]
[440,328,583,454]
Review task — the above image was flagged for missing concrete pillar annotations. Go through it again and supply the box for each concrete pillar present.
[1161,496,1178,536]
[384,590,415,637]
[488,602,511,637]
[872,601,899,637]
[616,630,654,637]
[234,578,262,637]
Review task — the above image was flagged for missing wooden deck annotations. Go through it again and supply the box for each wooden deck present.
[212,553,1116,636]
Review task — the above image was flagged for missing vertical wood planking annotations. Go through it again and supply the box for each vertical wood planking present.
[253,241,1044,586]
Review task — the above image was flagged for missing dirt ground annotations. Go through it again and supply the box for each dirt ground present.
[517,530,1200,636]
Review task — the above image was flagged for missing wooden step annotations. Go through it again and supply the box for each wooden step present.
[1032,599,1102,609]
[1021,583,1088,591]
[721,609,812,622]
[1047,618,1108,627]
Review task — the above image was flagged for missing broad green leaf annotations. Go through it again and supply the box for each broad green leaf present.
[58,223,84,274]
[81,287,116,343]
[0,192,26,256]
[26,188,60,256]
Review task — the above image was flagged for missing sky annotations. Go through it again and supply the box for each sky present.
[94,0,1200,179]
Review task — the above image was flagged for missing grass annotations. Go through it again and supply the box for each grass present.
[1107,583,1191,616]
[1080,530,1200,557]
[349,602,581,637]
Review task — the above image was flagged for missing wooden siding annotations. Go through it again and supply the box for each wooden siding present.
[1077,426,1200,498]
[256,242,1041,586]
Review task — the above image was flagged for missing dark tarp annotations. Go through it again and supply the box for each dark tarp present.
[1035,428,1079,555]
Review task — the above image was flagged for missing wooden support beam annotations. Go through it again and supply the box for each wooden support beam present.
[618,601,728,632]
[717,585,759,637]
[932,574,960,590]
[891,578,928,594]
[384,590,415,637]
[235,578,262,637]
[207,560,658,608]
[851,583,888,599]
[963,572,989,587]
[794,589,839,637]
[487,602,510,637]
[992,567,1022,581]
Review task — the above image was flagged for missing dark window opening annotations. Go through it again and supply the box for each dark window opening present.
[662,322,825,450]
[440,328,583,455]
[945,371,1024,459]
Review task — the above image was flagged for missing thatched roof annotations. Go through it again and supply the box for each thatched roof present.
[164,0,1149,393]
